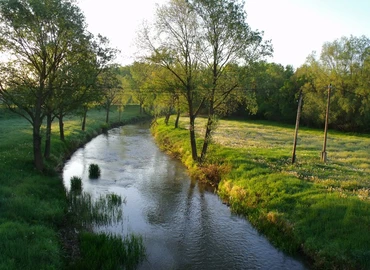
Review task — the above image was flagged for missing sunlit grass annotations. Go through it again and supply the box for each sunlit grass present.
[153,116,370,269]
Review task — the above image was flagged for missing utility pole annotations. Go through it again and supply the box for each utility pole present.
[321,84,332,162]
[292,90,303,164]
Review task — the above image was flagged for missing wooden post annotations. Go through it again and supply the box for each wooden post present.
[321,84,332,162]
[292,90,303,164]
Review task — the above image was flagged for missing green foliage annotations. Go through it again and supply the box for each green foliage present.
[0,0,91,171]
[98,64,124,123]
[297,35,370,132]
[100,122,110,133]
[89,164,101,179]
[153,116,370,269]
[123,62,157,115]
[239,62,298,122]
[0,0,119,170]
[70,176,83,194]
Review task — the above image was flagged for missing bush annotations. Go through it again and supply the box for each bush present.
[70,176,82,193]
[89,164,101,179]
[101,123,110,133]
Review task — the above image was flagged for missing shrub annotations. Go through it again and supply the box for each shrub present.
[70,176,82,193]
[101,123,110,134]
[89,164,101,179]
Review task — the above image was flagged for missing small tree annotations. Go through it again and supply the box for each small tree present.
[97,65,123,123]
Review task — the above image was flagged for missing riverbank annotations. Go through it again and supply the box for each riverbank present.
[151,117,370,270]
[0,105,149,269]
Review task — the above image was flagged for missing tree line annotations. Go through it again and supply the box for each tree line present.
[123,0,370,164]
[237,35,370,133]
[1,0,369,171]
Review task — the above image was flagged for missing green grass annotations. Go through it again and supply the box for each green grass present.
[70,176,83,194]
[70,232,145,270]
[0,105,148,269]
[152,117,370,270]
[88,164,101,179]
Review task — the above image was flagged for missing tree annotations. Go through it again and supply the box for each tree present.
[138,0,206,161]
[0,0,88,171]
[97,64,123,124]
[77,35,119,131]
[241,62,298,123]
[190,0,272,161]
[124,62,155,115]
[52,39,101,140]
[146,65,187,127]
[297,35,370,131]
[137,0,272,162]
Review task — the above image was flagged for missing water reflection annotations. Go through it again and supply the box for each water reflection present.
[63,123,307,270]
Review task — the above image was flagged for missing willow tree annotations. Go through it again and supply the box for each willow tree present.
[0,0,89,171]
[190,0,272,161]
[138,0,204,161]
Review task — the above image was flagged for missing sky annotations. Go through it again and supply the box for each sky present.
[77,0,370,69]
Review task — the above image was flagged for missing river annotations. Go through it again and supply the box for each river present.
[63,123,307,270]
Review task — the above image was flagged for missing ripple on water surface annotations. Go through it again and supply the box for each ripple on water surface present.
[63,124,308,270]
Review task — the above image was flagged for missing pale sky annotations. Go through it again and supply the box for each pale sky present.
[77,0,370,69]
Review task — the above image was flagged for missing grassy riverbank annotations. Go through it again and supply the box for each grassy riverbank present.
[152,117,370,270]
[0,105,148,269]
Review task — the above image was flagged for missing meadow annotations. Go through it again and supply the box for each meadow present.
[152,117,370,270]
[0,105,147,269]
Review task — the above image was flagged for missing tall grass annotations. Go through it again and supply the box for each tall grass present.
[152,117,370,270]
[71,232,145,270]
[0,105,148,269]
[65,191,145,269]
[67,192,125,229]
[88,163,101,179]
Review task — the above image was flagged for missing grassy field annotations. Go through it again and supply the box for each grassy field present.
[152,117,370,270]
[0,105,147,269]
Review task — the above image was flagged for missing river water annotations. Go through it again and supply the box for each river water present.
[63,123,307,270]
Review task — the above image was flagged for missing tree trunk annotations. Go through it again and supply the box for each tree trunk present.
[200,116,213,162]
[82,107,87,131]
[33,127,43,171]
[175,96,180,128]
[164,113,170,125]
[105,102,110,123]
[189,115,198,161]
[175,109,180,128]
[44,112,52,159]
[200,88,215,162]
[33,105,44,171]
[59,113,65,141]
